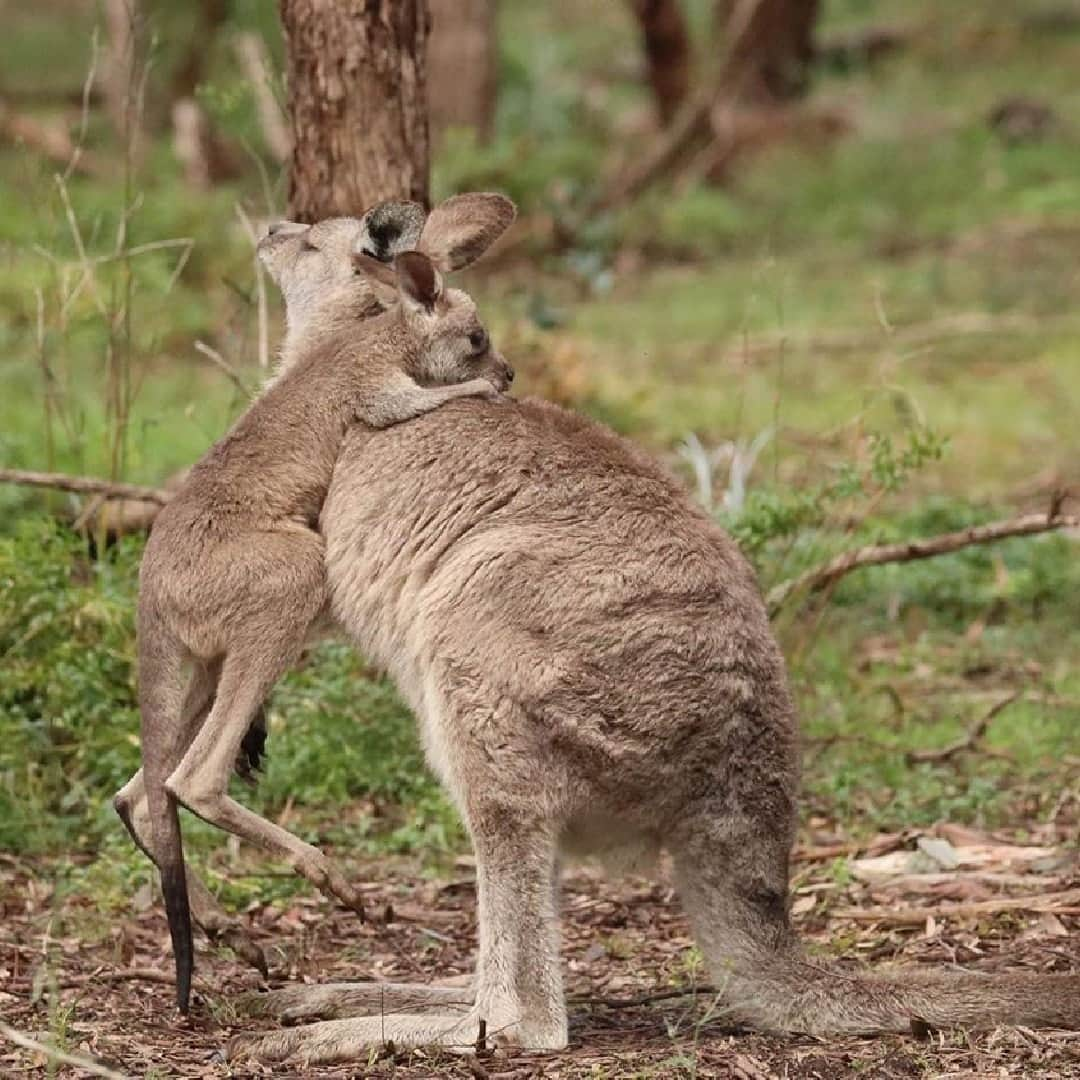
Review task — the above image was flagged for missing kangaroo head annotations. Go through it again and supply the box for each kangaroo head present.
[258,192,515,322]
[260,192,517,385]
[257,201,426,345]
[355,248,514,391]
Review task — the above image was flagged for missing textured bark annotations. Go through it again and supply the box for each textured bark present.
[280,0,430,220]
[628,0,691,126]
[717,0,820,104]
[428,0,496,143]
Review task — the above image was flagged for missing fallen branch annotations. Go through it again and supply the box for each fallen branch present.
[832,888,1080,925]
[0,1020,129,1080]
[906,691,1020,765]
[0,98,108,178]
[571,985,718,1009]
[767,509,1080,615]
[0,468,171,505]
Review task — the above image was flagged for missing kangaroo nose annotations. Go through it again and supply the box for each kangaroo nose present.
[505,366,515,384]
[267,221,285,236]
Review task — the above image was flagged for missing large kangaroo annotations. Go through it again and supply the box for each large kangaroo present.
[227,221,1079,1064]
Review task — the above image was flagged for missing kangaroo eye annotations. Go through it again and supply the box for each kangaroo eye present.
[469,329,488,354]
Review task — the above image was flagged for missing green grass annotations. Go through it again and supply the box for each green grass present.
[1,0,1078,897]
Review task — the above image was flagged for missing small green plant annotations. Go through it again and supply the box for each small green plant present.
[0,515,459,859]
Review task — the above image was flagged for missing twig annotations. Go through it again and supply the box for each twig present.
[0,98,109,178]
[906,691,1020,764]
[235,203,271,370]
[832,888,1080,925]
[570,985,718,1008]
[233,32,290,163]
[767,510,1080,615]
[0,468,171,505]
[194,340,252,398]
[0,1020,129,1080]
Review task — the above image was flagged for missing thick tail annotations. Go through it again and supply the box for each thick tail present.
[723,950,1080,1034]
[137,623,195,1014]
[671,811,1080,1035]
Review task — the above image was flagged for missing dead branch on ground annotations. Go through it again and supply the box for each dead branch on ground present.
[833,888,1080,925]
[767,509,1080,615]
[0,1021,128,1080]
[0,99,108,178]
[571,985,719,1008]
[0,468,171,505]
[905,692,1020,765]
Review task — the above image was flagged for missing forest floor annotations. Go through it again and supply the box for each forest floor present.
[3,820,1079,1079]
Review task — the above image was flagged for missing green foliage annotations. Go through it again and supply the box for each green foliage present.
[0,519,141,851]
[0,518,457,857]
[2,0,1079,868]
[724,426,948,560]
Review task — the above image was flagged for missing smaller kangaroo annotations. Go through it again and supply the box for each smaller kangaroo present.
[113,194,517,1015]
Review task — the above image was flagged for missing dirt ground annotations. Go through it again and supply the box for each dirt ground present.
[2,822,1079,1079]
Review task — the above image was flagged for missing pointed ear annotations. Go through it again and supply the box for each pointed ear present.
[357,200,426,262]
[393,251,443,314]
[418,192,516,272]
[351,251,400,307]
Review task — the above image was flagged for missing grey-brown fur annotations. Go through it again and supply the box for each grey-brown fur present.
[226,214,1077,1063]
[113,195,518,1014]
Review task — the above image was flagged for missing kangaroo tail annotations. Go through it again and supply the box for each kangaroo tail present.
[137,625,194,1014]
[730,951,1080,1034]
[673,818,1079,1036]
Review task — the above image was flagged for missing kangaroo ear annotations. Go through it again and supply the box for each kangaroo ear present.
[418,192,516,273]
[356,200,426,262]
[393,250,444,314]
[351,251,400,307]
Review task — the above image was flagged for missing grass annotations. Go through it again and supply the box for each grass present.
[0,0,1077,917]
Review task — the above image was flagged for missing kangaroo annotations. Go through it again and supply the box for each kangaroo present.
[226,220,1078,1064]
[113,194,517,1015]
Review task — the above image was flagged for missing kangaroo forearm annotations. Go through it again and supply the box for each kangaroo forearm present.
[360,378,493,429]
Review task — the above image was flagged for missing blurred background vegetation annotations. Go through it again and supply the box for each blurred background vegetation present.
[0,0,1077,913]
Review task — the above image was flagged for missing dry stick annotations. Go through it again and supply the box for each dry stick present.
[235,202,271,370]
[833,888,1080,925]
[0,1020,129,1080]
[7,967,185,992]
[0,468,170,505]
[0,98,109,178]
[766,510,1080,615]
[233,32,290,163]
[194,340,252,398]
[906,691,1020,765]
[571,985,719,1009]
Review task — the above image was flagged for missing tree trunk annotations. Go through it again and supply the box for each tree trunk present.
[627,0,691,126]
[279,0,430,221]
[716,0,820,105]
[428,0,496,144]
